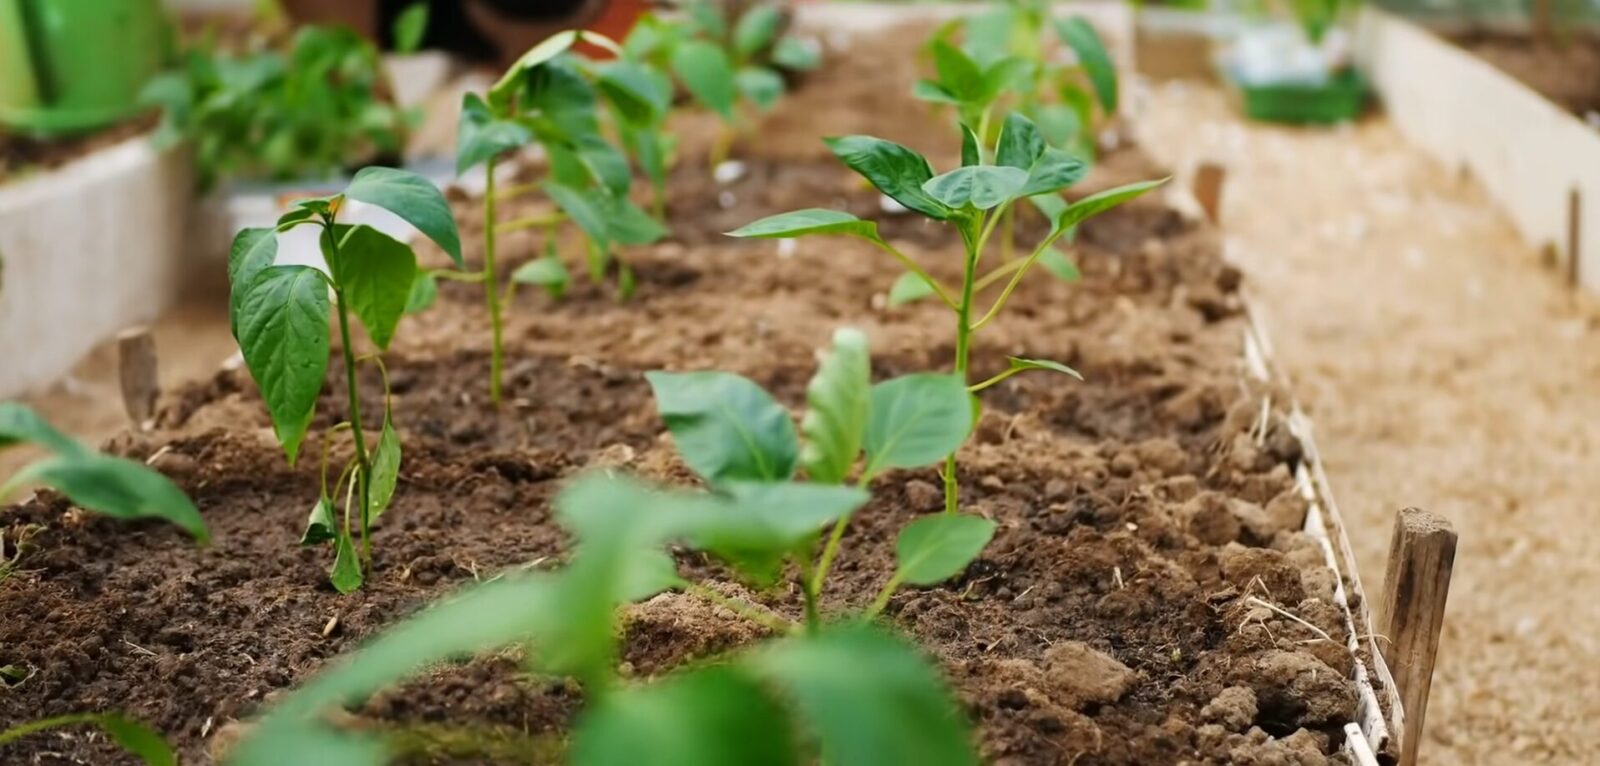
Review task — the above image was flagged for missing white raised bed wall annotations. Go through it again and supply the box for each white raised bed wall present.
[0,136,194,397]
[1355,7,1600,293]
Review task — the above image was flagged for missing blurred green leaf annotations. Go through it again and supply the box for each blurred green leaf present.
[646,371,799,485]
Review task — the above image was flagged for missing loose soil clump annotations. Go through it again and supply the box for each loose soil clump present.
[0,23,1362,766]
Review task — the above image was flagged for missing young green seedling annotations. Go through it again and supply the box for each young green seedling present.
[646,327,995,630]
[0,712,175,766]
[730,114,1166,514]
[434,31,665,405]
[0,403,207,543]
[229,167,461,592]
[226,467,982,766]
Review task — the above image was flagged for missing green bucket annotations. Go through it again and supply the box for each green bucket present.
[0,0,170,135]
[1235,68,1368,125]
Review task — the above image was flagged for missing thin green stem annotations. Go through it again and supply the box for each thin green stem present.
[973,258,1027,292]
[319,422,354,498]
[798,556,821,633]
[332,284,373,576]
[968,367,1023,393]
[651,176,666,221]
[484,157,505,406]
[945,228,980,515]
[682,583,795,633]
[812,519,850,595]
[490,180,542,201]
[866,238,957,310]
[866,574,904,618]
[0,713,108,746]
[494,213,566,234]
[427,268,488,283]
[972,233,1069,332]
[1001,205,1016,262]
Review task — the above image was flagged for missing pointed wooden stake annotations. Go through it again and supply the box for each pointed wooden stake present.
[1377,507,1457,766]
[1193,161,1226,224]
[117,327,159,428]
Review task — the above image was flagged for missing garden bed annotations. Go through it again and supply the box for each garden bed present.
[2,21,1376,766]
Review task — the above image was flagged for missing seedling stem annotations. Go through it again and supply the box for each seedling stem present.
[483,157,506,406]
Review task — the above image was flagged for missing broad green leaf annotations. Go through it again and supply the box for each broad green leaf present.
[367,417,401,521]
[923,165,1027,210]
[686,1,728,39]
[455,92,533,174]
[1027,192,1069,235]
[526,58,605,143]
[1057,179,1167,231]
[995,112,1045,170]
[894,514,996,585]
[799,328,870,485]
[911,80,961,106]
[97,715,177,766]
[491,30,580,107]
[300,496,336,546]
[606,195,667,245]
[734,4,784,57]
[736,66,785,111]
[330,528,364,593]
[622,13,673,60]
[512,255,571,299]
[573,666,797,766]
[772,36,821,71]
[596,61,667,126]
[672,41,737,120]
[328,224,417,351]
[1055,17,1118,113]
[1018,147,1088,197]
[228,227,278,333]
[863,374,972,478]
[229,574,560,766]
[823,135,952,220]
[963,7,1015,65]
[546,182,612,250]
[344,167,464,268]
[979,57,1031,102]
[930,40,983,102]
[1033,102,1082,147]
[888,272,935,306]
[404,270,438,314]
[1038,246,1081,282]
[236,266,331,465]
[392,2,429,54]
[1006,357,1083,380]
[959,123,980,167]
[645,371,799,484]
[0,402,85,455]
[10,453,208,543]
[683,482,870,585]
[727,208,877,240]
[571,136,633,196]
[746,625,979,766]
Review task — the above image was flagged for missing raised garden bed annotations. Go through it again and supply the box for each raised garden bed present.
[1,17,1389,766]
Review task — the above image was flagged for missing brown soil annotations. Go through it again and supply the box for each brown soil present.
[0,24,1362,766]
[0,117,155,184]
[1450,30,1600,117]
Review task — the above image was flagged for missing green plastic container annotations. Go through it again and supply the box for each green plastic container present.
[0,0,170,135]
[1236,68,1368,125]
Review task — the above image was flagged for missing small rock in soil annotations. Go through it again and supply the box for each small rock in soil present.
[1202,685,1259,731]
[1219,544,1306,604]
[1043,641,1137,708]
[903,479,942,511]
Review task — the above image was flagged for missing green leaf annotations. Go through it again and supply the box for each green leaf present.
[672,40,737,120]
[799,328,870,485]
[11,453,208,543]
[328,224,417,350]
[894,514,996,586]
[683,482,869,585]
[1018,147,1088,197]
[512,255,571,299]
[727,208,878,240]
[1055,17,1118,113]
[525,57,604,139]
[911,80,961,106]
[736,66,786,111]
[455,92,533,174]
[1039,246,1081,282]
[863,374,972,478]
[545,182,612,251]
[367,417,401,521]
[0,402,85,455]
[491,30,581,108]
[979,57,1030,102]
[573,666,798,766]
[98,715,177,766]
[1033,102,1082,147]
[1006,357,1083,380]
[686,1,728,39]
[772,36,821,71]
[405,270,438,314]
[888,271,935,306]
[645,371,799,485]
[734,4,784,57]
[963,7,1015,65]
[1057,179,1167,231]
[596,61,667,126]
[823,136,952,220]
[746,625,979,766]
[228,227,278,334]
[330,528,364,594]
[392,2,429,54]
[922,165,1028,211]
[995,112,1045,170]
[344,166,464,268]
[959,123,980,167]
[235,266,331,466]
[930,40,983,102]
[606,195,667,245]
[301,496,336,546]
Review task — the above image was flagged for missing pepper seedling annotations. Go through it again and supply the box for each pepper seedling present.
[229,167,461,592]
[434,31,665,405]
[0,403,207,543]
[730,113,1166,513]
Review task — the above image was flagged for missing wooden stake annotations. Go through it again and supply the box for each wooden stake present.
[1568,187,1581,290]
[1377,507,1457,766]
[117,327,159,428]
[1193,161,1226,224]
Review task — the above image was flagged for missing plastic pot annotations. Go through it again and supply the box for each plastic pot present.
[0,0,170,135]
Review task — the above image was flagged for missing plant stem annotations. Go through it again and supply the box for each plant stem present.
[812,519,850,594]
[494,213,566,234]
[0,713,107,746]
[1001,205,1016,262]
[651,177,666,221]
[333,287,373,576]
[945,229,979,516]
[797,556,822,633]
[683,583,795,633]
[427,268,488,283]
[867,239,958,310]
[866,574,904,618]
[483,156,505,406]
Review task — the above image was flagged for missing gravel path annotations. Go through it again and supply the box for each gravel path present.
[1137,79,1600,766]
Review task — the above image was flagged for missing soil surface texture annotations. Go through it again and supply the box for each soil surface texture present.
[1,25,1364,766]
